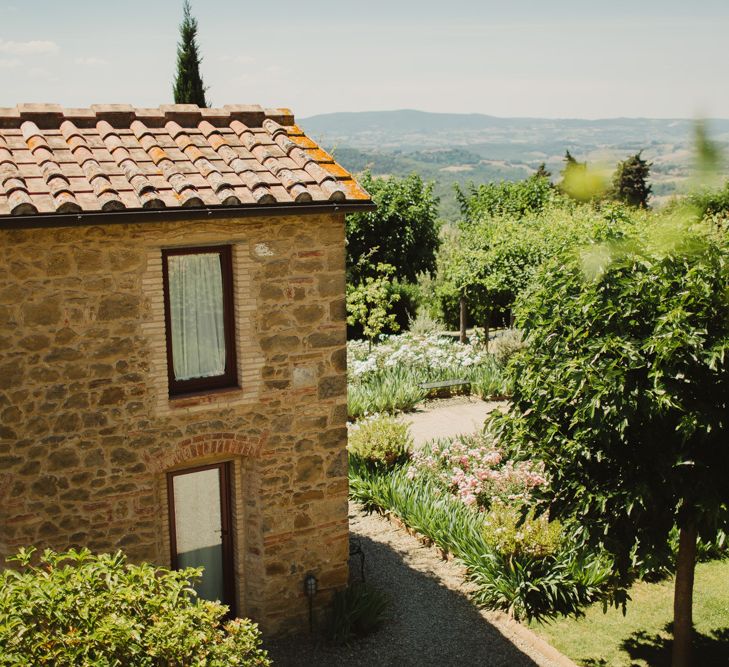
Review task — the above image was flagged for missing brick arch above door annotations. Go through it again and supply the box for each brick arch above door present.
[144,431,268,473]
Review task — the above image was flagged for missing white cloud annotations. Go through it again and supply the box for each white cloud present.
[74,56,108,66]
[219,54,256,65]
[0,38,58,55]
[0,57,20,68]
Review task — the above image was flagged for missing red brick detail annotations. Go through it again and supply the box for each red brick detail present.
[144,432,268,472]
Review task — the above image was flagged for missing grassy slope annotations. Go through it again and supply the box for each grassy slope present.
[530,559,729,666]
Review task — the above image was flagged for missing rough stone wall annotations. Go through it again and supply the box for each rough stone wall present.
[0,213,349,634]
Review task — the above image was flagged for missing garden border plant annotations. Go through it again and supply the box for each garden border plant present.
[347,331,508,419]
[348,451,614,622]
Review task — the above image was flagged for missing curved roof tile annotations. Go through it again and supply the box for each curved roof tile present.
[0,104,370,218]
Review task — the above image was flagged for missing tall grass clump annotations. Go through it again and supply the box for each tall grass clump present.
[348,367,427,418]
[327,582,389,644]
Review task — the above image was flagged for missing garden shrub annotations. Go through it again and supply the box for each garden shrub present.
[468,359,508,399]
[638,526,728,581]
[407,306,442,336]
[469,545,613,623]
[347,367,427,419]
[327,582,389,644]
[0,548,270,667]
[348,415,412,469]
[490,329,525,368]
[481,503,563,559]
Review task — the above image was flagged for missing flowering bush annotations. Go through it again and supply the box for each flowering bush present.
[347,332,507,417]
[407,433,547,509]
[348,332,491,379]
[349,463,612,622]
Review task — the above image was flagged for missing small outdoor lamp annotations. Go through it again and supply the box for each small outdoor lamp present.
[304,573,318,633]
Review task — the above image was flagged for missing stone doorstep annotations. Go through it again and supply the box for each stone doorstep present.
[382,512,578,667]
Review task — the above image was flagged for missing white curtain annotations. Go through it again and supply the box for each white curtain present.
[168,253,226,381]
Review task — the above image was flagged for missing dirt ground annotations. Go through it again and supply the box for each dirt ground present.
[400,396,508,447]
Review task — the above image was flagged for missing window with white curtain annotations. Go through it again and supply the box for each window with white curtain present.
[162,246,237,395]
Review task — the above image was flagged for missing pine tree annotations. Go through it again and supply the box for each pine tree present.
[610,151,652,208]
[172,1,209,107]
[534,162,551,179]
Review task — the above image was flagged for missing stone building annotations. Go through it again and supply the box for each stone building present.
[0,103,372,633]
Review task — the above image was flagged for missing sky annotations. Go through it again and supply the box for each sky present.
[1,0,728,120]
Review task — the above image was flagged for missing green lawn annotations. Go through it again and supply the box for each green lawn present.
[530,560,729,666]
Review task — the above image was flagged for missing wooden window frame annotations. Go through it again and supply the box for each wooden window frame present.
[161,245,238,397]
[167,461,237,617]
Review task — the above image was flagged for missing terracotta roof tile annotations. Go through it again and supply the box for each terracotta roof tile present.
[21,121,81,213]
[60,120,125,211]
[0,103,370,218]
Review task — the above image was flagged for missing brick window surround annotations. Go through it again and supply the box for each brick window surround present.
[142,241,264,416]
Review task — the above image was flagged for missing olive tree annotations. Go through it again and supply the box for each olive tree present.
[495,221,729,666]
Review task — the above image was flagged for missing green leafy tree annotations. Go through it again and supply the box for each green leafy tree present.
[437,198,636,329]
[0,547,270,666]
[689,181,729,223]
[610,152,652,208]
[456,173,557,223]
[494,220,729,667]
[346,172,440,284]
[173,1,209,107]
[346,263,401,344]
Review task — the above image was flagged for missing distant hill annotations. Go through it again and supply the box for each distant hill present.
[299,110,729,219]
[300,109,729,149]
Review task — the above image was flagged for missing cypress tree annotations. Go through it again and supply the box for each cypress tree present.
[610,151,652,208]
[172,1,209,107]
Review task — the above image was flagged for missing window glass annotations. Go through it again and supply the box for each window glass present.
[167,253,226,381]
[162,245,237,396]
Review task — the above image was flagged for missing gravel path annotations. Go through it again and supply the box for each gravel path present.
[400,396,508,447]
[266,504,573,667]
[267,398,574,667]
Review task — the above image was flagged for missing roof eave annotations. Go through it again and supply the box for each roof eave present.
[0,200,376,230]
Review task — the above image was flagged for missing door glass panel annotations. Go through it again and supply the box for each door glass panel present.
[172,467,225,602]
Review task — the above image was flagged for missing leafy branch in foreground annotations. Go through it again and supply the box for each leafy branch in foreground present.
[0,548,269,667]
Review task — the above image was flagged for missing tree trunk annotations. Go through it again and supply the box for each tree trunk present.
[459,297,467,343]
[672,521,697,667]
[484,311,490,352]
